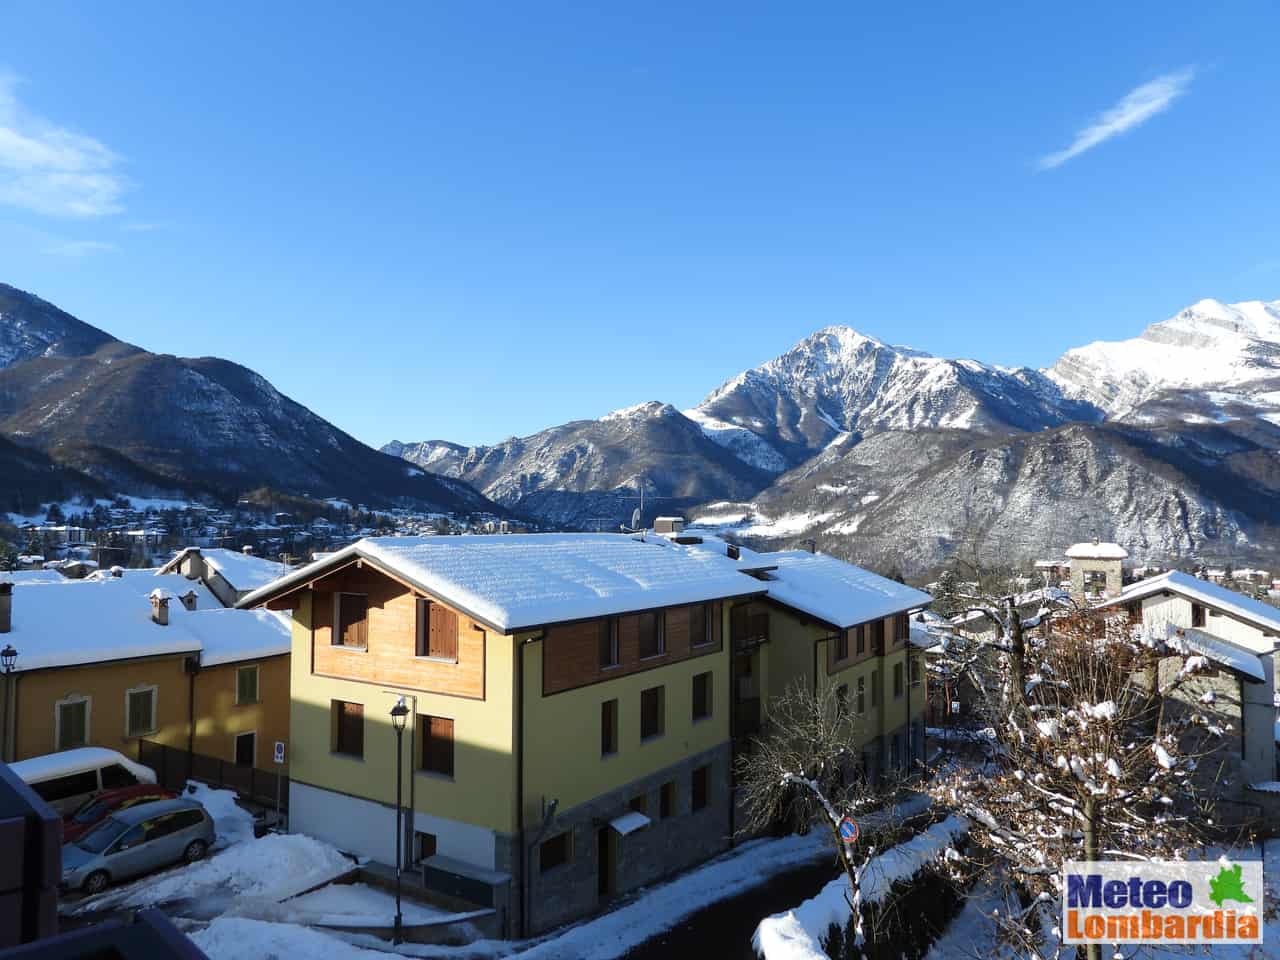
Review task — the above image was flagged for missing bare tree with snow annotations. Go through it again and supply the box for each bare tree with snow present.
[931,612,1225,960]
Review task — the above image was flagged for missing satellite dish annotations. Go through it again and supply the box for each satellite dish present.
[630,508,642,530]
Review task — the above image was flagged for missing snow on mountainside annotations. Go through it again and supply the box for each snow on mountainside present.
[688,326,1098,468]
[0,283,134,369]
[1047,298,1280,423]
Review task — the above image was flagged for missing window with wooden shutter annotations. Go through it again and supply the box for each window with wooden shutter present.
[335,594,368,649]
[56,698,89,751]
[690,603,712,647]
[333,700,364,757]
[1191,603,1206,628]
[692,671,712,721]
[125,687,156,737]
[894,613,909,642]
[598,619,619,668]
[836,631,849,661]
[417,601,458,661]
[637,611,663,659]
[640,686,664,740]
[236,665,259,705]
[420,715,454,776]
[855,624,865,655]
[691,764,710,811]
[870,619,885,654]
[601,699,618,756]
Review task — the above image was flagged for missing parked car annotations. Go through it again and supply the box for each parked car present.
[61,797,216,895]
[11,748,157,816]
[61,784,179,843]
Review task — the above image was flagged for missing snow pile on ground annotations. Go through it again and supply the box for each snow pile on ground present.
[184,780,255,848]
[752,815,970,960]
[192,917,392,960]
[76,832,353,915]
[287,882,456,927]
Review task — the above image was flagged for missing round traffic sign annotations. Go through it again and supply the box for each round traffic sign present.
[838,817,860,845]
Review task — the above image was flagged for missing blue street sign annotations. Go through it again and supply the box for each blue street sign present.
[838,817,860,845]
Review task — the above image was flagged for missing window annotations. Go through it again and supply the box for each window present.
[835,684,849,716]
[235,731,256,767]
[334,593,368,648]
[893,613,909,642]
[100,764,138,790]
[599,619,619,669]
[56,696,90,751]
[856,676,866,714]
[540,831,571,873]
[236,665,260,705]
[910,657,921,686]
[629,794,647,815]
[125,686,157,737]
[640,686,664,740]
[691,764,710,811]
[32,771,98,804]
[637,611,664,659]
[332,700,364,757]
[420,715,455,777]
[659,781,676,819]
[692,672,712,722]
[1191,603,1206,628]
[870,620,885,652]
[415,831,437,862]
[836,631,849,661]
[416,600,458,660]
[893,663,904,699]
[855,625,866,656]
[690,603,713,647]
[601,699,618,756]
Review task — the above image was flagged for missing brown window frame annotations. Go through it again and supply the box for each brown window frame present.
[690,602,714,647]
[691,764,710,811]
[601,699,619,756]
[419,714,455,777]
[640,686,664,741]
[333,699,364,758]
[836,631,849,662]
[599,619,619,669]
[854,625,866,656]
[692,671,713,722]
[637,611,665,660]
[416,599,459,662]
[334,593,369,650]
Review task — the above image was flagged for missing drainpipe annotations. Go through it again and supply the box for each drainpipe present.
[516,633,542,939]
[727,607,736,849]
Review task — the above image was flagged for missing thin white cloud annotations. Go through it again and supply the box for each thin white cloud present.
[1039,68,1195,170]
[42,238,118,257]
[0,73,125,216]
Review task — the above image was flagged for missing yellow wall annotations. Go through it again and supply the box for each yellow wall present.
[762,606,825,702]
[287,592,519,834]
[521,630,730,821]
[13,655,191,761]
[192,656,290,765]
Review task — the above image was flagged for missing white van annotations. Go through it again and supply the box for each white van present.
[11,748,157,815]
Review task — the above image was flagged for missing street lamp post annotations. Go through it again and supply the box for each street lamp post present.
[1,644,17,764]
[390,697,410,945]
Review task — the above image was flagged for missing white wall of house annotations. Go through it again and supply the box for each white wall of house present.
[290,781,497,868]
[1139,594,1277,652]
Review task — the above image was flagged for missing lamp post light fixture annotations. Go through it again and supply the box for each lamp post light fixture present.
[1,644,15,673]
[390,696,410,945]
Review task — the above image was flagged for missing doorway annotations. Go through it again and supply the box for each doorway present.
[597,827,615,900]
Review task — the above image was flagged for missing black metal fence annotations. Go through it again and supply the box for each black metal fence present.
[137,739,289,811]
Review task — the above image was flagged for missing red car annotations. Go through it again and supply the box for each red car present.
[61,784,178,843]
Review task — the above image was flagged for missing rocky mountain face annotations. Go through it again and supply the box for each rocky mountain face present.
[386,401,775,528]
[0,284,501,516]
[390,299,1280,571]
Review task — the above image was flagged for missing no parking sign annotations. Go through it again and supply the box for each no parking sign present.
[838,816,860,845]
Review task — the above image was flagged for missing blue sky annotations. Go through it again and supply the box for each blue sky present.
[2,2,1277,447]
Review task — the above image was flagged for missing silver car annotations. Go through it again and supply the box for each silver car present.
[61,797,216,895]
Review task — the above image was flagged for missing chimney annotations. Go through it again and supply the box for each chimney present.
[110,565,124,578]
[179,590,198,612]
[0,581,12,634]
[241,545,255,555]
[149,590,170,626]
[801,538,817,554]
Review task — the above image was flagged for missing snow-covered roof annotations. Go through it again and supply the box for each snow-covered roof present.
[908,620,942,650]
[756,551,931,628]
[1,568,68,585]
[239,534,766,632]
[609,811,651,836]
[1165,625,1267,683]
[159,547,291,592]
[1102,570,1280,648]
[5,571,289,672]
[1065,541,1129,560]
[10,747,156,784]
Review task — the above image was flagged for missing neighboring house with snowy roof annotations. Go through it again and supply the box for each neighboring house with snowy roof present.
[1064,539,1129,600]
[158,546,292,606]
[1097,570,1279,807]
[0,568,290,774]
[239,531,932,938]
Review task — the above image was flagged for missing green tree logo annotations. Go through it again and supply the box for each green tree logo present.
[1208,864,1254,908]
